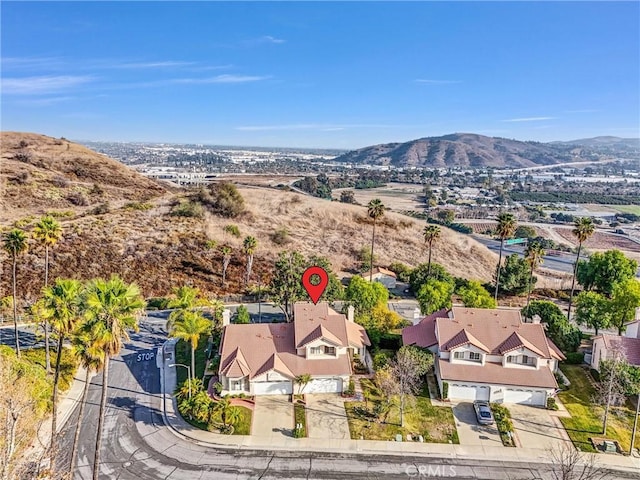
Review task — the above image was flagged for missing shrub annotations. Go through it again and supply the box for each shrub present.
[546,397,559,410]
[91,202,110,215]
[124,201,153,211]
[388,262,411,283]
[66,192,88,206]
[51,176,70,188]
[234,305,251,324]
[171,200,203,218]
[491,403,515,447]
[564,352,584,365]
[223,224,241,237]
[271,227,290,245]
[372,352,389,371]
[146,297,170,310]
[442,381,449,400]
[199,182,245,218]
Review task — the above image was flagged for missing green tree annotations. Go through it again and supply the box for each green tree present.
[436,209,455,224]
[234,305,250,324]
[422,225,441,277]
[514,225,537,239]
[168,310,211,381]
[367,199,385,282]
[2,229,29,357]
[69,329,105,478]
[524,241,545,308]
[567,217,595,320]
[220,245,232,287]
[294,373,312,394]
[33,216,63,373]
[81,275,145,480]
[355,303,404,334]
[521,301,581,352]
[576,250,638,296]
[609,279,640,335]
[575,291,611,335]
[308,255,344,302]
[457,280,496,309]
[497,254,531,296]
[167,285,211,332]
[493,212,517,301]
[269,250,306,321]
[340,190,356,204]
[345,275,389,316]
[243,236,258,285]
[416,279,454,314]
[409,262,454,293]
[41,278,83,455]
[202,182,245,217]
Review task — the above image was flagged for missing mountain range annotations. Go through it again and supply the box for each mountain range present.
[332,133,640,168]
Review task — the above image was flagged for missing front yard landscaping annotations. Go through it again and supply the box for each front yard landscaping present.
[558,364,639,453]
[490,403,516,447]
[293,397,307,438]
[345,379,459,443]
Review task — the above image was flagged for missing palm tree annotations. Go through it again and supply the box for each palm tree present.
[493,213,517,302]
[220,245,232,287]
[423,225,441,277]
[33,216,63,373]
[42,278,83,457]
[243,236,257,285]
[567,217,595,320]
[167,310,211,381]
[524,241,545,309]
[2,228,29,357]
[295,373,312,394]
[69,329,105,478]
[166,285,210,329]
[367,199,385,281]
[82,275,145,480]
[212,397,241,430]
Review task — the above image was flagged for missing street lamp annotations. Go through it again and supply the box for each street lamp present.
[169,363,192,399]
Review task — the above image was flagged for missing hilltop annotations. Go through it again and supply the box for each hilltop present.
[332,133,640,168]
[0,132,562,301]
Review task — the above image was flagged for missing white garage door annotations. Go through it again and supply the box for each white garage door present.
[252,381,293,395]
[504,388,546,406]
[303,378,342,394]
[448,383,490,401]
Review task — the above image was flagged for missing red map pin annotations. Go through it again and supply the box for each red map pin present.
[302,266,329,304]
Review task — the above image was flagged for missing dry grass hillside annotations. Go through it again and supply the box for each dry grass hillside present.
[1,131,167,221]
[1,132,563,303]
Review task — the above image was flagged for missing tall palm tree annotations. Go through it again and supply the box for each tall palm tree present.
[524,241,545,309]
[42,278,83,457]
[220,245,232,287]
[167,310,211,381]
[567,217,595,320]
[423,225,441,277]
[493,213,517,302]
[2,228,29,357]
[243,236,257,285]
[367,199,385,281]
[33,215,63,373]
[82,275,145,480]
[68,329,105,478]
[166,285,210,330]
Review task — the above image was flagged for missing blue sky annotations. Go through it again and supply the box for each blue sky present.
[1,1,639,149]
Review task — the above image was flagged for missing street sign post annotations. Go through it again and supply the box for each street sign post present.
[504,238,527,246]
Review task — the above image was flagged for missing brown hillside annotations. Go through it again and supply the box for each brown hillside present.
[1,131,167,221]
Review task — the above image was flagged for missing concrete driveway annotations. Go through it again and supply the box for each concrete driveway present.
[509,404,572,450]
[305,394,351,439]
[451,402,503,447]
[252,395,293,438]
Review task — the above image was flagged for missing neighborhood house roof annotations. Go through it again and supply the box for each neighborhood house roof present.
[599,334,640,366]
[401,308,449,348]
[219,302,370,380]
[438,359,558,389]
[361,267,397,278]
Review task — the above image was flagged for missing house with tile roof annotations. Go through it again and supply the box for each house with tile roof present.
[361,267,397,289]
[218,302,370,395]
[402,307,565,406]
[591,312,640,371]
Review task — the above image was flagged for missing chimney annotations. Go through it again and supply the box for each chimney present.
[531,314,541,324]
[222,309,231,327]
[412,307,421,325]
[347,305,355,323]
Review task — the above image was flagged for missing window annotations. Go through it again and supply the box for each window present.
[522,354,528,364]
[469,352,481,361]
[310,347,322,355]
[324,346,336,355]
[507,355,514,363]
[454,351,463,359]
[231,380,243,391]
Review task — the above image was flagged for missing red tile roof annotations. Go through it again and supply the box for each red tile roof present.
[600,334,640,366]
[438,358,558,389]
[401,308,448,348]
[360,267,397,278]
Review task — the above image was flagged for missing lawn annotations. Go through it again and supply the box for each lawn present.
[345,379,458,443]
[558,364,638,453]
[294,400,307,438]
[608,204,640,216]
[232,406,252,435]
[174,335,210,384]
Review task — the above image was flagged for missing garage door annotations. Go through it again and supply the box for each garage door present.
[504,388,546,406]
[448,383,490,401]
[252,381,293,395]
[304,378,342,394]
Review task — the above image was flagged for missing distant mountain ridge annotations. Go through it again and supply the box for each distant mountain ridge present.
[332,133,640,168]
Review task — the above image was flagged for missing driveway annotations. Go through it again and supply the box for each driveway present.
[451,402,503,447]
[252,395,293,438]
[509,404,572,450]
[305,394,351,439]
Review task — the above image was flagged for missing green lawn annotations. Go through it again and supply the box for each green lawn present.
[174,335,210,384]
[345,379,458,443]
[559,364,638,453]
[294,401,307,437]
[232,406,252,435]
[608,205,640,215]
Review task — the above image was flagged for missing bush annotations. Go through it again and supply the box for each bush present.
[66,192,88,206]
[124,201,153,211]
[146,297,170,310]
[91,202,110,215]
[388,262,412,282]
[171,199,203,218]
[270,227,290,245]
[564,352,585,365]
[546,397,559,411]
[234,305,251,324]
[199,182,245,218]
[373,352,389,371]
[442,381,449,400]
[490,403,515,447]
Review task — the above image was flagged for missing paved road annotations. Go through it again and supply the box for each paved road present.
[53,317,636,480]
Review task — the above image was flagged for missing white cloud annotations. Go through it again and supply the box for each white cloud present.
[502,116,556,122]
[414,79,461,85]
[170,74,271,84]
[114,61,197,69]
[261,35,285,44]
[1,75,94,95]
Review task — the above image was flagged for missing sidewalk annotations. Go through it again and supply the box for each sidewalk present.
[158,340,640,474]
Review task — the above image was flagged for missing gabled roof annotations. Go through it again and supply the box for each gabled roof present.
[361,267,397,278]
[497,331,546,357]
[598,334,640,366]
[254,352,295,379]
[442,328,491,353]
[297,324,343,348]
[220,347,251,378]
[402,308,448,348]
[438,358,558,389]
